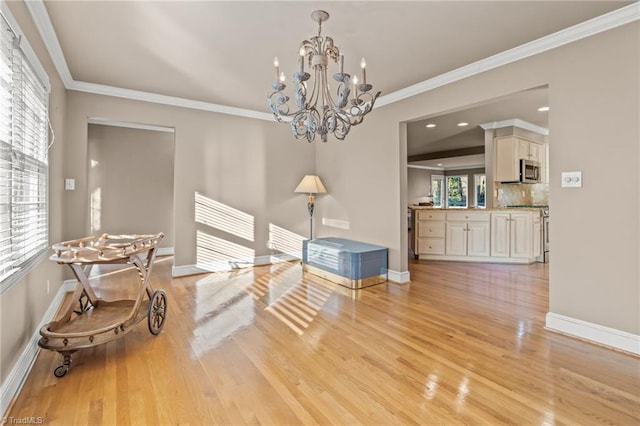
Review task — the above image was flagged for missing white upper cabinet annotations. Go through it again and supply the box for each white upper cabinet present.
[494,136,548,183]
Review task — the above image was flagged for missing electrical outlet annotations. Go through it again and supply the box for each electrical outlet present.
[561,171,582,188]
[65,178,75,191]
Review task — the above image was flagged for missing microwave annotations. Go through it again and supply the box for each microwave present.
[520,159,540,183]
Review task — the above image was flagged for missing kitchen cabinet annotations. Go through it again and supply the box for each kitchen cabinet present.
[411,208,539,264]
[518,138,542,162]
[494,136,548,183]
[532,213,542,260]
[491,212,533,259]
[445,211,491,257]
[414,210,446,256]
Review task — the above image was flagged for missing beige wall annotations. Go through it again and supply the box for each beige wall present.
[547,24,639,333]
[316,23,639,335]
[0,1,66,383]
[407,168,431,203]
[65,92,315,267]
[87,124,175,247]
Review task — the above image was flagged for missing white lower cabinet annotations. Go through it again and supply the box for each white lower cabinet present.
[415,211,446,255]
[445,212,491,257]
[491,212,532,259]
[467,221,491,257]
[413,208,539,264]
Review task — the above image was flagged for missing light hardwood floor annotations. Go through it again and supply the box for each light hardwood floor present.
[7,257,640,425]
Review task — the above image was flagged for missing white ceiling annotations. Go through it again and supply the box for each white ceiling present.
[34,1,634,156]
[407,86,549,155]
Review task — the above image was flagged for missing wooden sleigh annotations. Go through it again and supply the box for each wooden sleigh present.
[39,233,167,377]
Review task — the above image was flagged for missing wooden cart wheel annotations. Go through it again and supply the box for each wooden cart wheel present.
[148,289,167,335]
[54,365,68,378]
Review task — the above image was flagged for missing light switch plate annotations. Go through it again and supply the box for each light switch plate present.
[561,171,582,188]
[65,178,75,191]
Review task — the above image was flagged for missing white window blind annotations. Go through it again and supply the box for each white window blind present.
[0,14,49,285]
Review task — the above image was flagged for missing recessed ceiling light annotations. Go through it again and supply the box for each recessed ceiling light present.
[457,122,469,127]
[538,106,550,112]
[437,163,443,166]
[425,123,436,128]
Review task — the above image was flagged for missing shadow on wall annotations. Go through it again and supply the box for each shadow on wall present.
[194,192,305,272]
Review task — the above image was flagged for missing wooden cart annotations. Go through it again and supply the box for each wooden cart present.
[39,233,167,377]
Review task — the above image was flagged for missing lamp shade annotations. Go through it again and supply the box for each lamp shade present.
[294,175,327,194]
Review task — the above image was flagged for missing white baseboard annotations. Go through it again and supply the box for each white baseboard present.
[173,253,301,277]
[546,312,640,355]
[387,269,411,284]
[156,246,174,257]
[172,264,209,277]
[1,280,74,417]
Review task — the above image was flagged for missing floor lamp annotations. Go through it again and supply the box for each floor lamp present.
[294,175,327,240]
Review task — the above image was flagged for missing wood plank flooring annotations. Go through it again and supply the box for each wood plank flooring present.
[7,257,640,425]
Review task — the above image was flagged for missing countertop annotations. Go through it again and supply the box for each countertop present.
[408,205,545,212]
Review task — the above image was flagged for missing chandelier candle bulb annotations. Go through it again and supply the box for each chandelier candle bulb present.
[299,47,305,72]
[274,57,280,81]
[340,53,344,74]
[361,58,367,85]
[279,72,285,83]
[352,75,358,96]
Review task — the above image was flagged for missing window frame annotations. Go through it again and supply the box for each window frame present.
[430,174,445,207]
[0,5,51,295]
[474,173,487,208]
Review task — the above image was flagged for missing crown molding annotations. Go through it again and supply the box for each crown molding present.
[479,118,549,136]
[87,117,175,133]
[407,164,445,171]
[25,0,640,116]
[71,80,274,121]
[23,0,71,87]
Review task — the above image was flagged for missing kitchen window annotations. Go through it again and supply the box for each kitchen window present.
[0,9,50,292]
[474,174,486,208]
[446,175,468,208]
[430,175,444,207]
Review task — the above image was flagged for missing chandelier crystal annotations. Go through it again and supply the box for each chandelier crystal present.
[266,10,381,142]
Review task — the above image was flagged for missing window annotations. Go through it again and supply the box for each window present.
[430,175,444,207]
[474,174,486,208]
[446,175,468,208]
[0,13,49,288]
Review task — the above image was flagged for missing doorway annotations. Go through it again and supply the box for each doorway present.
[86,122,176,255]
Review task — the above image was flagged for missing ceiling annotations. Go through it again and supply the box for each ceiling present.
[37,1,632,156]
[406,86,550,168]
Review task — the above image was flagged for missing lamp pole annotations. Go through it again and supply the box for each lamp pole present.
[307,193,315,239]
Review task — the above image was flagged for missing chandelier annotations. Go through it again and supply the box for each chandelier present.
[266,10,380,142]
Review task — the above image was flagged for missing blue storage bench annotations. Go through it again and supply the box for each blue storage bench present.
[302,237,388,289]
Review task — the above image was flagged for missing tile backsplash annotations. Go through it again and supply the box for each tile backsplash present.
[496,183,549,206]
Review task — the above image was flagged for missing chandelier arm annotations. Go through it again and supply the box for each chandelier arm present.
[334,111,351,140]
